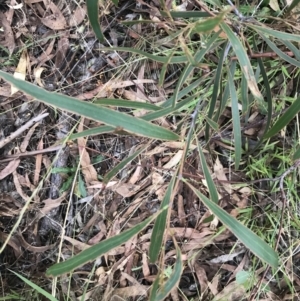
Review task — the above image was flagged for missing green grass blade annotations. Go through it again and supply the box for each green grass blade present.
[282,40,300,61]
[9,271,59,301]
[162,77,204,108]
[150,247,183,301]
[260,34,300,67]
[197,145,219,203]
[205,42,227,141]
[247,38,273,153]
[221,23,264,108]
[185,182,279,268]
[241,74,248,114]
[149,175,177,262]
[0,71,179,141]
[285,0,300,15]
[193,10,228,34]
[68,93,201,141]
[100,47,188,64]
[227,66,242,169]
[248,24,300,42]
[86,0,104,42]
[293,147,300,161]
[215,61,236,122]
[46,210,165,276]
[264,95,300,139]
[103,145,148,184]
[94,98,161,111]
[173,31,221,107]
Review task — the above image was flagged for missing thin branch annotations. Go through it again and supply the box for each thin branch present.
[0,112,49,149]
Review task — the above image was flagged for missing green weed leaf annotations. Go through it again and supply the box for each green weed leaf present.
[264,95,300,139]
[86,0,104,42]
[185,181,279,268]
[197,146,219,203]
[149,175,177,262]
[249,24,300,42]
[46,210,165,276]
[150,247,183,301]
[221,23,265,109]
[0,71,179,141]
[9,270,59,301]
[193,10,228,33]
[227,66,242,169]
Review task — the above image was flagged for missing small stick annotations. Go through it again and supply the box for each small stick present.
[0,144,62,163]
[0,112,49,149]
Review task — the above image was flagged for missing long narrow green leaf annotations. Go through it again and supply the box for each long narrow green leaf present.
[264,95,300,139]
[149,175,177,262]
[185,182,279,268]
[103,145,148,184]
[86,0,104,42]
[162,77,204,108]
[10,271,59,301]
[100,47,188,64]
[227,66,242,169]
[293,147,300,161]
[282,40,300,61]
[221,23,265,109]
[0,71,179,141]
[241,74,248,114]
[47,210,165,276]
[248,24,300,42]
[260,34,300,67]
[215,61,236,122]
[193,11,228,34]
[94,98,161,111]
[248,38,273,153]
[173,31,221,107]
[285,0,300,15]
[197,145,219,203]
[205,42,227,141]
[69,92,201,141]
[150,247,183,301]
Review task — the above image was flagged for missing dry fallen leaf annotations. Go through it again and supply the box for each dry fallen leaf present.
[40,1,67,30]
[11,49,28,94]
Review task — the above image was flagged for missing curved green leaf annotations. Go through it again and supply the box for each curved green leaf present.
[285,0,300,15]
[249,24,300,42]
[206,42,227,141]
[173,30,221,107]
[221,23,265,109]
[293,147,300,161]
[264,95,300,139]
[185,181,279,268]
[149,175,177,262]
[198,145,219,203]
[103,145,147,184]
[10,271,59,301]
[46,210,165,276]
[86,0,104,42]
[260,34,300,67]
[150,247,183,301]
[0,71,179,141]
[227,66,242,169]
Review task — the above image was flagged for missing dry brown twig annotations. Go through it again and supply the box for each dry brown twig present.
[0,111,49,149]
